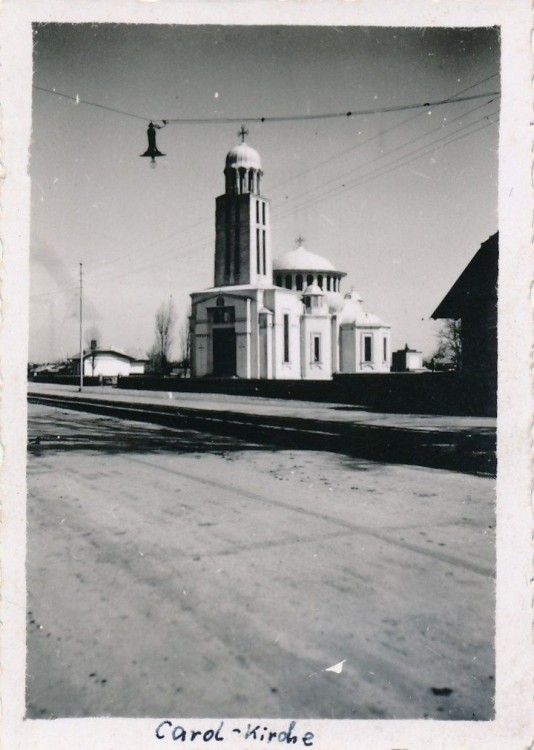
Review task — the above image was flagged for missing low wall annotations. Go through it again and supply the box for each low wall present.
[115,372,496,416]
[30,375,103,386]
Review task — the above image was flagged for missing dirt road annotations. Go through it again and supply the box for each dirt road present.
[26,404,495,719]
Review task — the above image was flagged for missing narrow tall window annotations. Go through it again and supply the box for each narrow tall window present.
[256,200,260,223]
[364,335,372,362]
[296,274,303,291]
[225,228,231,278]
[307,274,313,287]
[383,337,387,361]
[256,228,261,274]
[262,202,266,225]
[313,334,321,363]
[326,275,331,291]
[285,274,292,289]
[262,230,266,275]
[283,315,290,363]
[317,274,323,289]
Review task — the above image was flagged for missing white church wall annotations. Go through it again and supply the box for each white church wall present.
[339,326,356,373]
[266,289,303,380]
[301,314,332,380]
[339,326,392,373]
[235,297,252,378]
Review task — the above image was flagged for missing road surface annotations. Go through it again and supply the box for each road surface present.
[26,403,495,720]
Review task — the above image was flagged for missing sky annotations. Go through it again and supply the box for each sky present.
[29,23,500,363]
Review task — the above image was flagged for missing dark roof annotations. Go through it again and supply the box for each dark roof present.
[71,349,139,362]
[431,232,498,319]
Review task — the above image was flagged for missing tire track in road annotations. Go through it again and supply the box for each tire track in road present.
[129,455,494,579]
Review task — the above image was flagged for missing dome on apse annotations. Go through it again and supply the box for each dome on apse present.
[338,291,388,327]
[225,142,262,171]
[325,292,345,313]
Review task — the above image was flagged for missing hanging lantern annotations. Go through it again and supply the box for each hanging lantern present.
[140,121,167,166]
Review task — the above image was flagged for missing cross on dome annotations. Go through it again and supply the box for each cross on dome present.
[296,235,305,247]
[238,125,249,143]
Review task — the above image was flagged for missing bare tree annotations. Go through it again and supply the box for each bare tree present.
[431,319,462,371]
[148,299,175,374]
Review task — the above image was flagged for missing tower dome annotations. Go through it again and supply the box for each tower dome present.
[224,126,263,196]
[225,142,262,171]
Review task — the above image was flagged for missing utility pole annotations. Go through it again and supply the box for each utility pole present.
[79,261,84,392]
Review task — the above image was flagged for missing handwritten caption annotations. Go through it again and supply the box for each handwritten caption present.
[155,720,314,746]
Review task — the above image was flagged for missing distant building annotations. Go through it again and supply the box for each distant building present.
[391,344,424,372]
[71,349,147,378]
[190,133,391,379]
[431,232,498,380]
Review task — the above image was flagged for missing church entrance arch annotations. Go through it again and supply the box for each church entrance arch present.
[212,328,237,376]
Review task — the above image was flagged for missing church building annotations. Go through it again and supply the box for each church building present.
[190,131,391,380]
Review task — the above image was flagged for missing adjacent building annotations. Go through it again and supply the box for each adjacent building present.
[72,349,147,378]
[391,344,424,372]
[431,232,498,380]
[190,133,391,380]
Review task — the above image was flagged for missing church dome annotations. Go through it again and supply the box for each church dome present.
[303,283,324,296]
[325,291,344,312]
[273,245,337,273]
[338,292,388,327]
[225,142,262,171]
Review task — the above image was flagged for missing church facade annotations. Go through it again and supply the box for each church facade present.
[190,133,391,380]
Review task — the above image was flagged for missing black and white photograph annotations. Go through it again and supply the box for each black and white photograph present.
[0,2,532,749]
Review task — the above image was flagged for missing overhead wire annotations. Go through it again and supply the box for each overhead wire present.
[271,97,499,218]
[31,74,500,299]
[31,105,499,300]
[33,83,498,124]
[268,73,499,192]
[55,109,500,294]
[272,112,499,222]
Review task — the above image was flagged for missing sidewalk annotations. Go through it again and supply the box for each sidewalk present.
[28,382,496,433]
[28,382,496,476]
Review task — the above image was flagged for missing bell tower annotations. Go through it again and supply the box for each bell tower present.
[214,127,272,287]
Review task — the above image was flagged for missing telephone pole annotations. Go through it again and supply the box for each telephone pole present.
[79,261,84,392]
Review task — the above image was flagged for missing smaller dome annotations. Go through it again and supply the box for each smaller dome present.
[338,291,388,326]
[344,289,363,303]
[225,142,262,171]
[325,291,344,313]
[303,283,323,296]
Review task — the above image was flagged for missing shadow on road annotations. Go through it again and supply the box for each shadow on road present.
[28,398,496,476]
[27,410,271,457]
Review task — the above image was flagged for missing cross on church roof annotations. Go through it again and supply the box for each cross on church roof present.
[296,235,305,247]
[238,125,249,143]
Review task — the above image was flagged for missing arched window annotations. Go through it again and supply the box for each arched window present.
[326,275,331,291]
[296,274,303,291]
[317,274,323,289]
[248,170,254,192]
[307,274,314,287]
[285,274,292,289]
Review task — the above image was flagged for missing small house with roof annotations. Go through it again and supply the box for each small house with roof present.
[190,131,391,380]
[71,349,148,378]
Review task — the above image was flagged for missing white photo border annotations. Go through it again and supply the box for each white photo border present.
[1,1,532,749]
